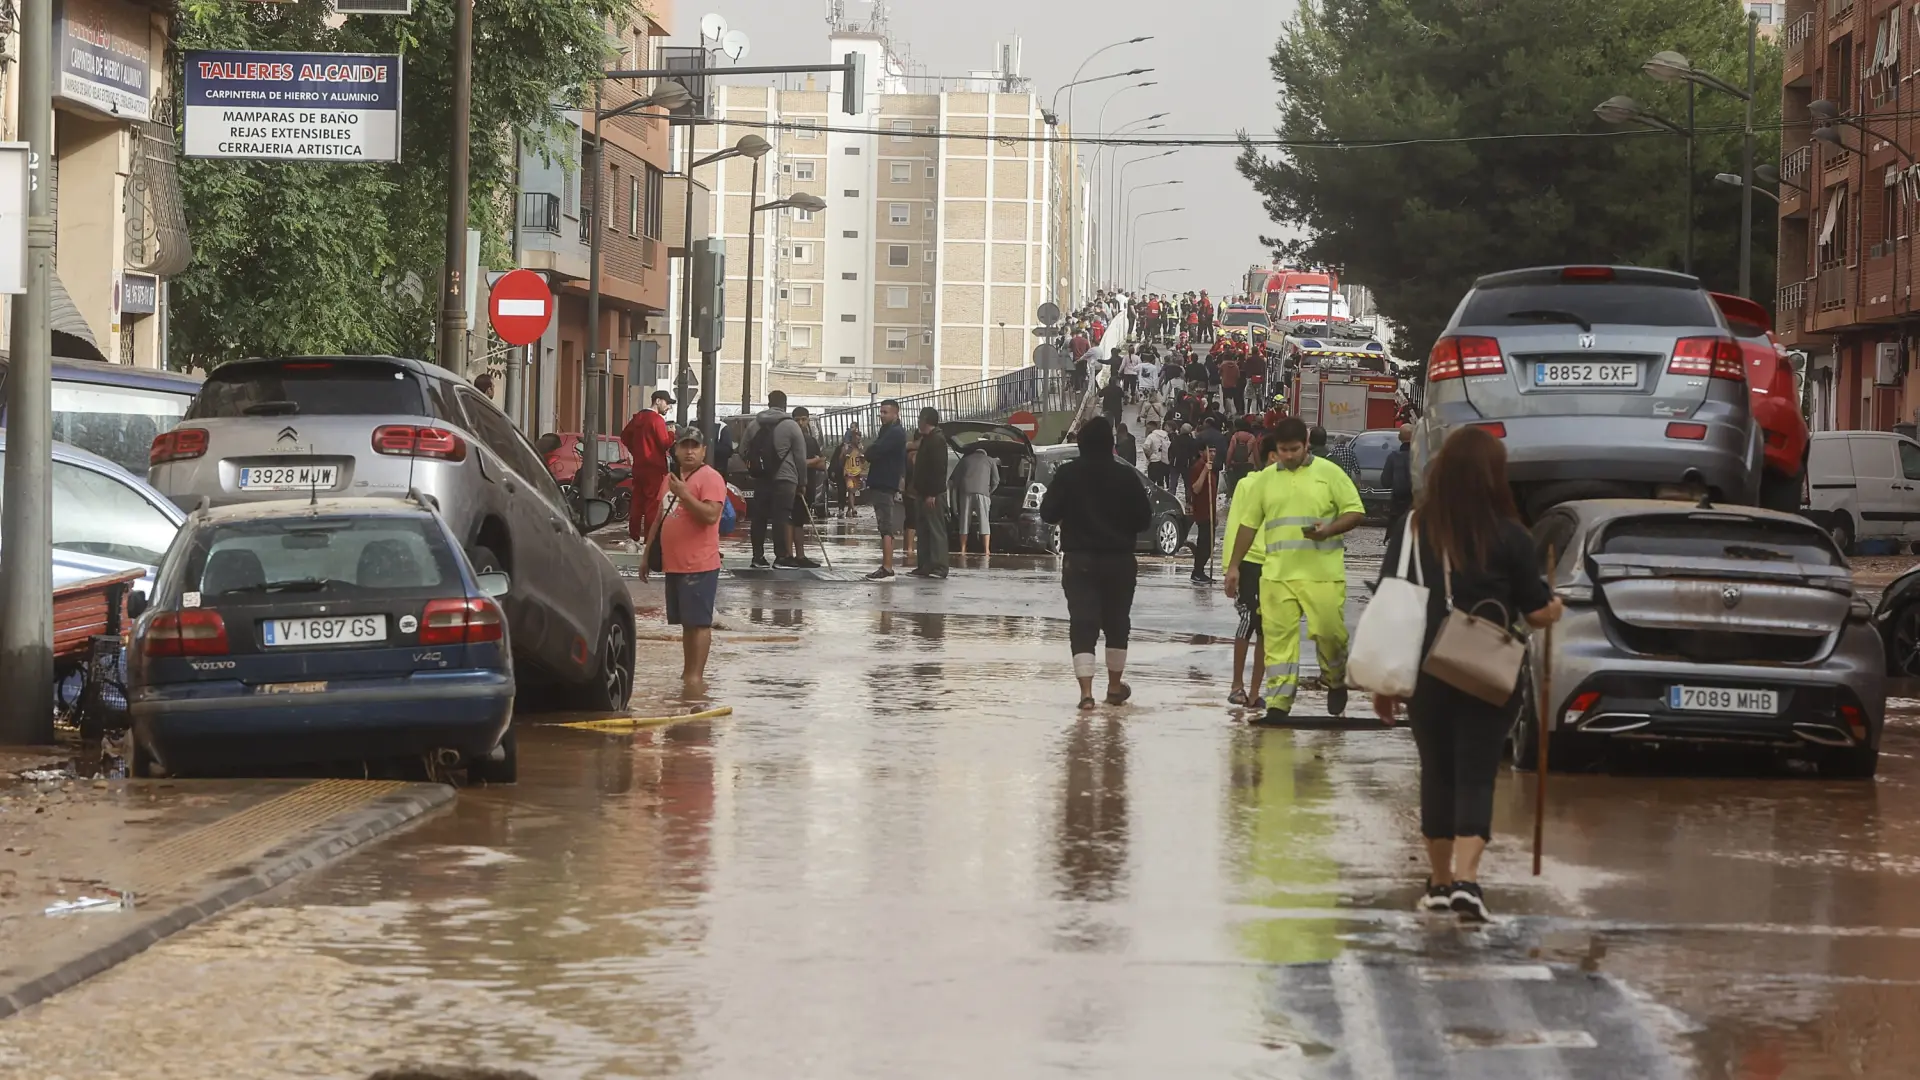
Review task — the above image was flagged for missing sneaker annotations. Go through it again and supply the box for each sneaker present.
[1450,881,1491,922]
[1418,880,1454,913]
[864,567,896,581]
[908,567,934,578]
[1253,707,1291,728]
[1327,686,1348,717]
[749,558,772,569]
[791,557,822,569]
[774,556,801,568]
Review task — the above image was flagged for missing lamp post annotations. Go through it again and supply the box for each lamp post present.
[1121,179,1181,284]
[1115,158,1177,283]
[743,191,827,414]
[679,134,771,434]
[1127,207,1185,285]
[1143,268,1191,288]
[1135,235,1188,279]
[581,78,693,500]
[1715,172,1779,204]
[1055,39,1154,311]
[1595,94,1696,275]
[1755,163,1809,196]
[1086,86,1155,281]
[1090,111,1167,282]
[1638,23,1759,295]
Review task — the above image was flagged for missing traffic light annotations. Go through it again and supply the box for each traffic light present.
[692,238,725,353]
[842,51,866,116]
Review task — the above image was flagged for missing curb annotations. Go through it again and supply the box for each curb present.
[0,781,455,1020]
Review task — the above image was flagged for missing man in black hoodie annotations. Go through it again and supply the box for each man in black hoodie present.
[1039,417,1154,711]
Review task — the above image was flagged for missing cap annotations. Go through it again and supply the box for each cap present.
[652,389,676,404]
[675,426,707,446]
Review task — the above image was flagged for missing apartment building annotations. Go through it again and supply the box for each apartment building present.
[682,30,1079,407]
[1774,0,1920,432]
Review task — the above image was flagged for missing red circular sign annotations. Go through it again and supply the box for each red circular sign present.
[488,268,554,346]
[1008,410,1039,437]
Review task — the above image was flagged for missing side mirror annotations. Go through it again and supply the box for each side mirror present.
[126,591,149,620]
[579,497,615,533]
[476,571,511,598]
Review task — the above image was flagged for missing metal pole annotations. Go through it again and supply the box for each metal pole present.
[741,154,761,415]
[1740,15,1757,299]
[677,134,696,430]
[1685,81,1695,277]
[0,0,54,741]
[437,0,472,370]
[582,82,604,501]
[506,132,523,430]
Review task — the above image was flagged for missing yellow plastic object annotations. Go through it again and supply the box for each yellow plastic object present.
[553,706,733,732]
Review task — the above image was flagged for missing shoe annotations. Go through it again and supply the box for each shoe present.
[1418,880,1454,913]
[1327,686,1348,717]
[1228,689,1249,706]
[749,558,772,569]
[774,556,802,568]
[864,568,896,581]
[1105,682,1132,706]
[1450,881,1491,922]
[791,557,822,569]
[1253,707,1291,728]
[908,567,934,578]
[927,569,949,580]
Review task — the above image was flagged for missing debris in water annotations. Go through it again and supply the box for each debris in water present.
[44,889,134,916]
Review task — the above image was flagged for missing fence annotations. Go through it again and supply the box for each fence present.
[811,367,1073,448]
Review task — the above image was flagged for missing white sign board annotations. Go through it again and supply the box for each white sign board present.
[182,50,402,162]
[0,144,30,295]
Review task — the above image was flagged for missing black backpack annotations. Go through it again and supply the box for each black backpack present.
[746,420,782,481]
[1228,434,1252,467]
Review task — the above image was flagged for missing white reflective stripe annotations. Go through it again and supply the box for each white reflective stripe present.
[1266,516,1320,528]
[1264,663,1300,676]
[1267,538,1346,552]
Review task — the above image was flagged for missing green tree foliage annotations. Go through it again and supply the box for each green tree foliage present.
[1239,0,1781,357]
[170,0,630,370]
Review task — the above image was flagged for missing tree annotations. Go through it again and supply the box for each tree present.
[169,0,631,370]
[1239,0,1781,358]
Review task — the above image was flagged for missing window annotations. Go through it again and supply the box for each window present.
[925,166,936,179]
[844,189,860,197]
[48,381,192,476]
[0,456,179,567]
[793,326,813,348]
[456,390,565,506]
[886,329,909,351]
[842,229,859,238]
[924,249,936,263]
[890,119,914,142]
[643,165,664,239]
[842,272,858,280]
[793,286,813,307]
[845,146,861,155]
[795,161,816,181]
[839,356,856,365]
[792,243,813,264]
[193,518,456,597]
[190,359,425,419]
[923,330,934,344]
[887,286,909,308]
[841,314,858,322]
[888,245,909,267]
[1903,439,1920,481]
[889,202,910,225]
[1883,169,1901,252]
[791,207,815,222]
[628,176,640,236]
[795,118,819,139]
[889,161,912,183]
[922,290,933,303]
[924,207,935,221]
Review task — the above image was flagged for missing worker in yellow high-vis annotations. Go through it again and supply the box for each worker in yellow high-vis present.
[1224,416,1367,726]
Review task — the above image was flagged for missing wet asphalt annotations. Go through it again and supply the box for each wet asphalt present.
[3,524,1920,1078]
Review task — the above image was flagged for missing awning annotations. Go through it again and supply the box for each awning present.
[49,272,105,362]
[1819,186,1845,248]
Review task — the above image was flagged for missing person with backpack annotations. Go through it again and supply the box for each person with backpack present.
[1224,416,1259,493]
[744,389,808,569]
[1219,354,1244,416]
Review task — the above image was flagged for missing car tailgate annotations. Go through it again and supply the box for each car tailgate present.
[1464,323,1704,420]
[1592,561,1852,637]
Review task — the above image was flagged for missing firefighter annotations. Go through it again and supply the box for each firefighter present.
[1223,415,1366,726]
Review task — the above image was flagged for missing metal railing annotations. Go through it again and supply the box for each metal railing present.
[811,367,1073,449]
[1832,0,1856,23]
[520,192,561,235]
[1817,260,1849,311]
[1782,144,1812,186]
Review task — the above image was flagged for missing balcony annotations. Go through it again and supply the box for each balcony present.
[1782,144,1812,186]
[1818,259,1850,311]
[1785,11,1815,86]
[520,192,561,235]
[1779,280,1809,336]
[640,234,657,270]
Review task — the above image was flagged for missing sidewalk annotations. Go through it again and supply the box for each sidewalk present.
[0,751,451,1018]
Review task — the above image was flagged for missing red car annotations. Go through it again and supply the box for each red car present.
[1711,292,1808,513]
[543,433,632,485]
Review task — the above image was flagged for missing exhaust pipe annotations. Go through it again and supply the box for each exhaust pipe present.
[433,748,462,767]
[1580,713,1652,734]
[1792,723,1855,748]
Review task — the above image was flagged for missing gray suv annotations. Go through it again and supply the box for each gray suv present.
[147,355,634,710]
[1415,266,1762,519]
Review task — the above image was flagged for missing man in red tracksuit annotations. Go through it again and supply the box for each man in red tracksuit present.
[622,389,678,543]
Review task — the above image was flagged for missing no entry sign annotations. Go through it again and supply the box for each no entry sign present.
[488,269,553,346]
[1008,410,1039,438]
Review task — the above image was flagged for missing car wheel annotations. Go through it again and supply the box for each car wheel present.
[1827,513,1855,555]
[1824,744,1879,779]
[130,735,157,779]
[1153,515,1182,557]
[574,615,634,712]
[466,727,518,785]
[467,544,504,576]
[1887,601,1920,677]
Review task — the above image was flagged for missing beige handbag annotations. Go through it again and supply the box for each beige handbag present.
[1421,552,1526,705]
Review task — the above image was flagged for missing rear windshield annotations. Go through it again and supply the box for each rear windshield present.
[187,361,426,419]
[1350,432,1398,466]
[1222,310,1268,327]
[1461,283,1719,329]
[47,381,193,476]
[187,517,456,598]
[0,452,181,566]
[1595,515,1840,567]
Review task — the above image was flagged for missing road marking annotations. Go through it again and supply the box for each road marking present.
[1419,964,1554,982]
[1329,954,1399,1080]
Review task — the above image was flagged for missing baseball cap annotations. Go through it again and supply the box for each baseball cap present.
[675,426,707,446]
[652,389,676,404]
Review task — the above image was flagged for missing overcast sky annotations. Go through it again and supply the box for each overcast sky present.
[670,0,1302,299]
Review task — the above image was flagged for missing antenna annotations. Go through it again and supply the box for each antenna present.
[308,446,319,507]
[825,0,844,31]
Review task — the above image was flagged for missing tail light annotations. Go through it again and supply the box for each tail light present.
[1841,704,1867,741]
[143,610,229,656]
[1428,336,1504,381]
[150,427,209,466]
[373,425,467,462]
[1563,690,1603,728]
[1665,422,1708,440]
[1472,422,1507,438]
[419,598,505,645]
[1667,337,1746,381]
[1561,266,1616,281]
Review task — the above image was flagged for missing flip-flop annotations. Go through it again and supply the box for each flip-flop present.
[1078,697,1098,712]
[1106,683,1133,706]
[1228,689,1249,706]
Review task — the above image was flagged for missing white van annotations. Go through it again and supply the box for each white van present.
[1805,430,1920,551]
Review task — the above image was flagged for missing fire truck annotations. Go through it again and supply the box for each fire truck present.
[1278,337,1401,435]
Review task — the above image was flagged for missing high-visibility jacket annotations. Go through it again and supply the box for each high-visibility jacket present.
[1227,468,1271,566]
[1248,456,1365,582]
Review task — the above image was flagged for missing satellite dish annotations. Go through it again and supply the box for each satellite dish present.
[722,29,751,61]
[699,13,729,42]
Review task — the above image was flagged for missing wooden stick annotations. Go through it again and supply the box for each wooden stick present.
[1533,546,1555,877]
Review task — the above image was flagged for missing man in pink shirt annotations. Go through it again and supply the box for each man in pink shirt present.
[640,427,727,697]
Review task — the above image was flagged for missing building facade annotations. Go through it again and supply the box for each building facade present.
[680,31,1081,410]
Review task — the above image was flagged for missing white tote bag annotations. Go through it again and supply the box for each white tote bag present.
[1348,515,1430,698]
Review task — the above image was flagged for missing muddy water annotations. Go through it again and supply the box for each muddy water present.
[1,536,1918,1078]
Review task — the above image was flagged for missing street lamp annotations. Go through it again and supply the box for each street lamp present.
[1755,163,1808,196]
[1121,179,1181,284]
[1134,235,1189,281]
[1595,94,1696,274]
[1087,82,1157,286]
[1128,207,1185,285]
[1143,268,1191,288]
[1090,110,1168,280]
[1116,156,1178,283]
[1053,34,1153,311]
[674,134,771,434]
[742,190,827,414]
[1716,172,1779,204]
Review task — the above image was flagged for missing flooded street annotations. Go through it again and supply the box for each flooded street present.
[4,529,1920,1078]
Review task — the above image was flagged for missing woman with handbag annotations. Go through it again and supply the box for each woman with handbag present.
[1371,426,1561,921]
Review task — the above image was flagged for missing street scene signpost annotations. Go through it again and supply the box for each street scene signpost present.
[487,268,552,346]
[181,50,403,162]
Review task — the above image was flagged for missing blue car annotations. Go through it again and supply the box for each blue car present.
[127,496,517,782]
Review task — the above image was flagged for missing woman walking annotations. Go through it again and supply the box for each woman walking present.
[1040,417,1154,711]
[1372,427,1561,921]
